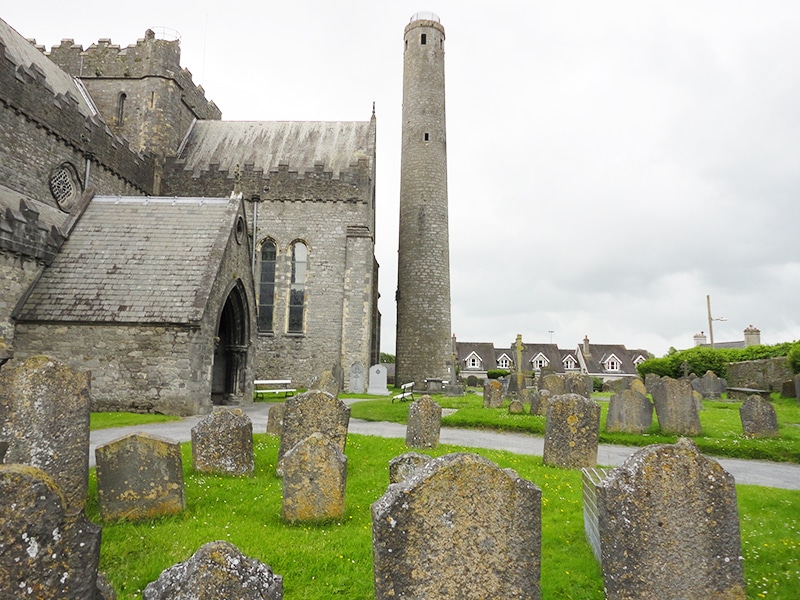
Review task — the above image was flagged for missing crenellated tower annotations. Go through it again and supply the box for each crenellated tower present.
[395,12,452,386]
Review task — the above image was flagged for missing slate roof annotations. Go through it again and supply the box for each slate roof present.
[456,342,497,371]
[17,196,241,324]
[519,343,564,372]
[579,343,640,375]
[174,120,373,178]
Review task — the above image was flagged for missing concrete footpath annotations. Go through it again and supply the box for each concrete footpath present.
[89,401,800,491]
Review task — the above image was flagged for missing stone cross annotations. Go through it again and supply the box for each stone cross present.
[513,333,525,391]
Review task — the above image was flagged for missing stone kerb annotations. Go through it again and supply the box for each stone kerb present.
[191,407,254,476]
[388,452,432,484]
[739,395,779,438]
[405,395,442,448]
[650,377,702,436]
[605,389,653,434]
[277,390,351,472]
[483,379,504,408]
[281,432,347,522]
[372,453,542,599]
[95,432,185,521]
[597,438,745,599]
[543,393,601,469]
[0,464,102,600]
[143,540,283,599]
[0,355,91,514]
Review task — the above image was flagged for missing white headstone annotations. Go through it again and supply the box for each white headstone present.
[368,364,390,396]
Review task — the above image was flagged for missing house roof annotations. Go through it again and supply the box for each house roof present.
[456,342,497,370]
[579,343,640,375]
[174,120,373,178]
[17,196,242,324]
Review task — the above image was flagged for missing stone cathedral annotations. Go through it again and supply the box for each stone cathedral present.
[0,17,380,414]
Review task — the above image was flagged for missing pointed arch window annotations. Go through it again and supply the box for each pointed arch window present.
[288,241,307,333]
[117,92,127,126]
[257,240,277,332]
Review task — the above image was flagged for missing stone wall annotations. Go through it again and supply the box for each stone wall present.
[0,251,43,361]
[727,357,793,392]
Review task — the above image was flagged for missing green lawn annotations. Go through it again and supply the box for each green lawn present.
[349,391,800,463]
[90,412,180,431]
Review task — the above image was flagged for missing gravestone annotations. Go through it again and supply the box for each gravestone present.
[781,379,796,399]
[266,403,285,435]
[281,432,347,522]
[367,364,390,395]
[466,375,479,387]
[277,390,351,471]
[388,452,432,484]
[372,453,541,599]
[0,464,102,600]
[739,395,779,438]
[581,466,612,561]
[527,388,543,416]
[405,395,442,448]
[630,377,647,396]
[308,369,341,397]
[650,377,702,435]
[565,372,592,397]
[143,540,283,599]
[95,432,185,521]
[604,378,629,394]
[191,407,254,476]
[536,389,551,416]
[483,379,504,408]
[543,393,600,469]
[606,389,653,434]
[597,438,745,599]
[644,373,662,394]
[508,398,525,414]
[0,355,91,513]
[540,373,566,396]
[348,361,365,394]
[691,370,727,399]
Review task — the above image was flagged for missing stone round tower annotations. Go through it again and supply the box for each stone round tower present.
[395,12,452,386]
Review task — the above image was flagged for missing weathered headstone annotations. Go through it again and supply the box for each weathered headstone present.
[564,372,592,397]
[405,395,442,448]
[536,389,551,416]
[95,432,185,521]
[281,432,347,522]
[388,452,432,484]
[0,464,102,600]
[372,453,542,599]
[629,377,647,396]
[691,370,727,399]
[348,361,365,394]
[308,369,340,397]
[96,573,117,600]
[604,378,629,394]
[781,379,796,399]
[527,388,542,416]
[644,373,662,395]
[606,389,653,434]
[508,398,525,414]
[0,355,91,513]
[543,393,600,469]
[266,403,285,435]
[597,438,745,599]
[651,377,702,435]
[367,364,391,395]
[191,407,254,476]
[483,379,504,408]
[143,540,283,599]
[540,373,566,396]
[277,390,351,469]
[739,395,779,438]
[581,466,612,561]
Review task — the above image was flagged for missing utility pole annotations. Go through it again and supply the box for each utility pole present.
[706,295,726,349]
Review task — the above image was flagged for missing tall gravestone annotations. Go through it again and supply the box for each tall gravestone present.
[281,432,347,522]
[95,432,185,521]
[348,361,365,394]
[372,453,542,599]
[543,393,600,468]
[367,364,390,395]
[739,395,779,438]
[606,389,653,434]
[143,540,283,599]
[266,403,285,436]
[650,377,702,436]
[405,395,442,448]
[483,379,504,408]
[191,407,254,476]
[596,438,745,599]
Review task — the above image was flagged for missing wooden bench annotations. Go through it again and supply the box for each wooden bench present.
[254,379,296,400]
[392,381,415,403]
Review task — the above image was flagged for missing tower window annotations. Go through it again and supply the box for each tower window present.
[421,33,427,45]
[257,240,277,333]
[117,92,126,126]
[288,241,308,333]
[424,133,429,141]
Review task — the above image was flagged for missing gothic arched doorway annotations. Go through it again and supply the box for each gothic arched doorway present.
[211,280,250,405]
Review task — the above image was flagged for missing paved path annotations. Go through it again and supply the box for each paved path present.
[89,402,800,490]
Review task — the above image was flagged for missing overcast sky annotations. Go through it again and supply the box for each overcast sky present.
[6,1,800,357]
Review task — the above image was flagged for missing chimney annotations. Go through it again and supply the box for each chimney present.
[743,325,761,347]
[694,331,708,347]
[583,335,590,355]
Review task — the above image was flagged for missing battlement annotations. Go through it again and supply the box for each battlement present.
[47,29,221,120]
[0,199,64,264]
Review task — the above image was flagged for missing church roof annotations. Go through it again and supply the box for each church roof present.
[174,120,373,178]
[17,196,241,324]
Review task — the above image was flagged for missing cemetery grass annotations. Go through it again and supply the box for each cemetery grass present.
[85,433,799,599]
[349,392,800,464]
[90,412,180,430]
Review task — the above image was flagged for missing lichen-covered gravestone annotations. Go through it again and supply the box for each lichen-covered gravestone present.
[281,432,347,522]
[539,373,566,396]
[535,388,551,416]
[564,372,592,397]
[372,453,542,599]
[650,377,702,436]
[143,540,283,599]
[483,379,504,408]
[266,403,285,435]
[405,395,442,448]
[605,389,653,434]
[508,398,525,414]
[739,395,779,438]
[307,370,341,397]
[388,452,432,484]
[95,432,185,520]
[0,464,102,600]
[691,370,727,399]
[543,393,600,468]
[277,390,350,471]
[0,355,91,513]
[191,407,254,476]
[597,438,745,600]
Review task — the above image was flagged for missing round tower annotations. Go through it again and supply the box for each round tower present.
[395,12,452,386]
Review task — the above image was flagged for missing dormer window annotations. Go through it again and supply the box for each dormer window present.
[604,355,621,372]
[464,351,482,370]
[563,355,577,370]
[497,355,511,369]
[530,353,550,371]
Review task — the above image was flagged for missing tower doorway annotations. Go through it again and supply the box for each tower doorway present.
[211,280,250,405]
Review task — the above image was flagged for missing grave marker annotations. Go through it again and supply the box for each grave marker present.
[543,393,600,469]
[405,395,442,448]
[191,407,254,476]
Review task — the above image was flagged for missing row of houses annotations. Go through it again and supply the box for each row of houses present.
[454,335,651,382]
